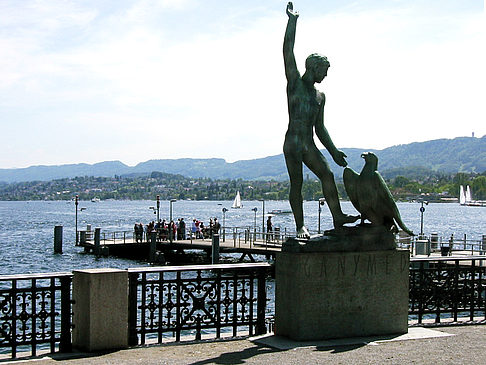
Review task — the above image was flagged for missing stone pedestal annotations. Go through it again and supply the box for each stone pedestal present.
[72,268,128,351]
[275,249,409,341]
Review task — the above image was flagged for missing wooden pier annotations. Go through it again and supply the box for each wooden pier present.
[78,233,281,263]
[75,228,486,265]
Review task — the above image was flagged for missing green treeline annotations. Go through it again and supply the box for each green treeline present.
[0,170,485,202]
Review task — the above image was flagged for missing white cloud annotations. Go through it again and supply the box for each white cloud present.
[0,1,484,168]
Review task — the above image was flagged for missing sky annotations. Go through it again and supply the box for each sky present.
[0,0,484,169]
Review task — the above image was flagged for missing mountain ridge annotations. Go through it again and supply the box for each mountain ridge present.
[0,136,484,183]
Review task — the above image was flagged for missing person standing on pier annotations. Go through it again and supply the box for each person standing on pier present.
[213,218,221,236]
[192,219,197,239]
[179,218,186,240]
[283,2,358,237]
[266,216,273,242]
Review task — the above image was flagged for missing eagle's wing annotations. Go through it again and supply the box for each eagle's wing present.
[372,171,395,210]
[373,171,414,235]
[355,173,379,224]
[343,167,361,213]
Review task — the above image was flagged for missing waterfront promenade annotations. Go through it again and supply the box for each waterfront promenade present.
[3,325,486,364]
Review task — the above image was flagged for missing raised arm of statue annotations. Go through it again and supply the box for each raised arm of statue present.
[283,2,299,82]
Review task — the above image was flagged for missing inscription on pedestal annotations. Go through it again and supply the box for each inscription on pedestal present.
[276,250,409,341]
[301,252,408,279]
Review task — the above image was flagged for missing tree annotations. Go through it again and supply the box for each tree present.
[472,176,486,200]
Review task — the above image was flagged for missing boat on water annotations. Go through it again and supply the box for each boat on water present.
[459,185,486,207]
[268,209,292,215]
[91,197,101,203]
[231,191,242,209]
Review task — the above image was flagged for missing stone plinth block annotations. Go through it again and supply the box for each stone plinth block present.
[275,249,409,341]
[283,225,397,253]
[72,268,128,351]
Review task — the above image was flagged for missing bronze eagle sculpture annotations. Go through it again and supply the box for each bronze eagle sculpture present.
[343,152,414,236]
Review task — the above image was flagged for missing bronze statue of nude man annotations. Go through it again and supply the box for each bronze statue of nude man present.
[283,2,358,238]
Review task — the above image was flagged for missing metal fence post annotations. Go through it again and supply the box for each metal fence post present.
[128,272,139,346]
[59,276,72,353]
[256,268,267,335]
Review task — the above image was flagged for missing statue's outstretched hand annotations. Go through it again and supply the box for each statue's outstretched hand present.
[333,150,348,167]
[286,2,299,19]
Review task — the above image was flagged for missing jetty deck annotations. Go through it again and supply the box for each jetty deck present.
[78,234,486,266]
[79,235,281,261]
[75,227,486,264]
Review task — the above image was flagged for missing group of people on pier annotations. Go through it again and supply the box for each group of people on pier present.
[191,218,221,240]
[134,217,221,243]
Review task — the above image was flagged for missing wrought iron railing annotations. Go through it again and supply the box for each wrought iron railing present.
[127,263,270,346]
[3,256,485,359]
[0,272,72,359]
[409,256,486,324]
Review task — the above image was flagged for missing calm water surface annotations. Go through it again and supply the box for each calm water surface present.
[0,200,485,275]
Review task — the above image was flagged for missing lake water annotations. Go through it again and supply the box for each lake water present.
[0,200,485,276]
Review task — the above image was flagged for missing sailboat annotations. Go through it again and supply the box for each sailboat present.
[459,185,486,207]
[231,191,243,209]
[459,185,466,205]
[466,186,473,203]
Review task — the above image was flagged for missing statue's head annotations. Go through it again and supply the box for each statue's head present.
[305,53,330,83]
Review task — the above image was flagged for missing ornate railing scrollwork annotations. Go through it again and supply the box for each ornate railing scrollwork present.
[409,257,486,324]
[128,263,271,345]
[0,273,72,359]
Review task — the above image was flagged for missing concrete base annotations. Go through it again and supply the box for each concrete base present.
[253,327,453,350]
[275,249,409,341]
[72,268,128,351]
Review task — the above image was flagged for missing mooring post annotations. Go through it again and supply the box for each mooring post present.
[149,231,156,262]
[94,228,101,256]
[212,234,220,264]
[54,225,63,253]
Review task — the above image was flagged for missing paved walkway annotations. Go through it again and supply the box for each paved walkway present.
[3,325,486,365]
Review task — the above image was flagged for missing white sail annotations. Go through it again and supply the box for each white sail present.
[459,185,466,205]
[466,185,472,202]
[231,191,242,209]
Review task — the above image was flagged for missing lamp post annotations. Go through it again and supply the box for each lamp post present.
[169,199,176,243]
[222,207,228,242]
[318,198,325,234]
[252,207,258,242]
[75,195,79,244]
[156,195,160,224]
[419,200,428,238]
[259,199,265,239]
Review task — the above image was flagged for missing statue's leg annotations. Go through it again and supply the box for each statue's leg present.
[284,154,305,233]
[304,147,358,228]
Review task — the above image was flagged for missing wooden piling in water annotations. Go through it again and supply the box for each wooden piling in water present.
[54,225,63,253]
[94,228,101,256]
[149,231,156,262]
[212,234,220,264]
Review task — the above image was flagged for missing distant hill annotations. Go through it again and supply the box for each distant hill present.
[0,136,484,183]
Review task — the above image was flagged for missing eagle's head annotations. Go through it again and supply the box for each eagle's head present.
[361,152,379,171]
